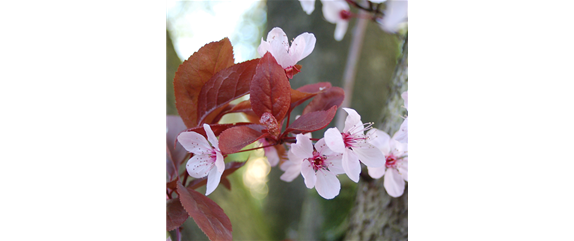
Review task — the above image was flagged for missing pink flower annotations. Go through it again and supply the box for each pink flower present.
[282,134,344,199]
[394,91,408,143]
[299,0,316,15]
[324,108,386,182]
[177,124,225,196]
[257,27,316,79]
[378,0,408,33]
[366,129,408,197]
[321,0,351,41]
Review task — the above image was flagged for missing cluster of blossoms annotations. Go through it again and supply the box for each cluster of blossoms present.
[298,0,408,41]
[176,27,408,200]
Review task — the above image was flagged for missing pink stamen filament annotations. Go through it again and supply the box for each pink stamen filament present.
[342,122,373,148]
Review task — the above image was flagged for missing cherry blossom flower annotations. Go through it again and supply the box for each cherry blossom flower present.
[281,134,344,199]
[320,0,351,41]
[177,124,224,196]
[257,27,316,79]
[324,108,386,183]
[299,0,315,15]
[394,91,408,143]
[378,0,408,33]
[366,129,408,197]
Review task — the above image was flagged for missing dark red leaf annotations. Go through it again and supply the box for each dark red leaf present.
[197,59,260,124]
[174,38,235,128]
[290,82,332,109]
[218,124,268,155]
[176,182,232,241]
[285,106,338,134]
[249,52,291,122]
[225,100,252,114]
[302,86,345,114]
[167,198,189,231]
[187,162,246,190]
[178,122,254,141]
[220,177,231,190]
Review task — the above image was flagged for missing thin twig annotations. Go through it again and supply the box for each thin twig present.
[335,9,369,130]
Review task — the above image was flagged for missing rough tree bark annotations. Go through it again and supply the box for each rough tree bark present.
[344,37,408,241]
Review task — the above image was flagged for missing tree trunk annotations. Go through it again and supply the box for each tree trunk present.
[344,38,408,241]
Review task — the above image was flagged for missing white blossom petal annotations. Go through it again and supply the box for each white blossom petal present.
[214,151,225,173]
[301,161,317,189]
[257,37,271,57]
[367,128,391,155]
[299,0,315,15]
[291,134,314,159]
[315,170,341,199]
[186,154,214,178]
[177,131,212,155]
[264,145,280,167]
[290,32,316,64]
[205,166,223,196]
[342,149,361,182]
[314,138,332,155]
[368,165,386,179]
[398,159,408,181]
[353,143,386,168]
[280,151,303,182]
[324,128,347,153]
[394,117,408,143]
[266,27,289,51]
[381,0,408,33]
[369,0,387,3]
[402,91,408,110]
[270,35,292,68]
[334,20,348,41]
[326,154,345,175]
[384,168,405,197]
[321,0,349,24]
[343,108,363,133]
[203,124,219,150]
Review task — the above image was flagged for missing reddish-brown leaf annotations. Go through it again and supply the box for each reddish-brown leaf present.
[167,198,189,231]
[218,124,268,155]
[176,182,232,241]
[178,122,254,141]
[174,38,235,128]
[249,52,291,122]
[187,161,246,190]
[197,59,260,124]
[220,177,232,190]
[302,86,345,114]
[290,82,332,109]
[285,106,338,134]
[225,100,252,114]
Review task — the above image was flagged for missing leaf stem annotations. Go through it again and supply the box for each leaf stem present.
[233,144,271,154]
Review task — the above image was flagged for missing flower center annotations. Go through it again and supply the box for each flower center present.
[307,151,327,171]
[385,153,397,168]
[208,149,218,163]
[342,132,357,148]
[340,10,351,20]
